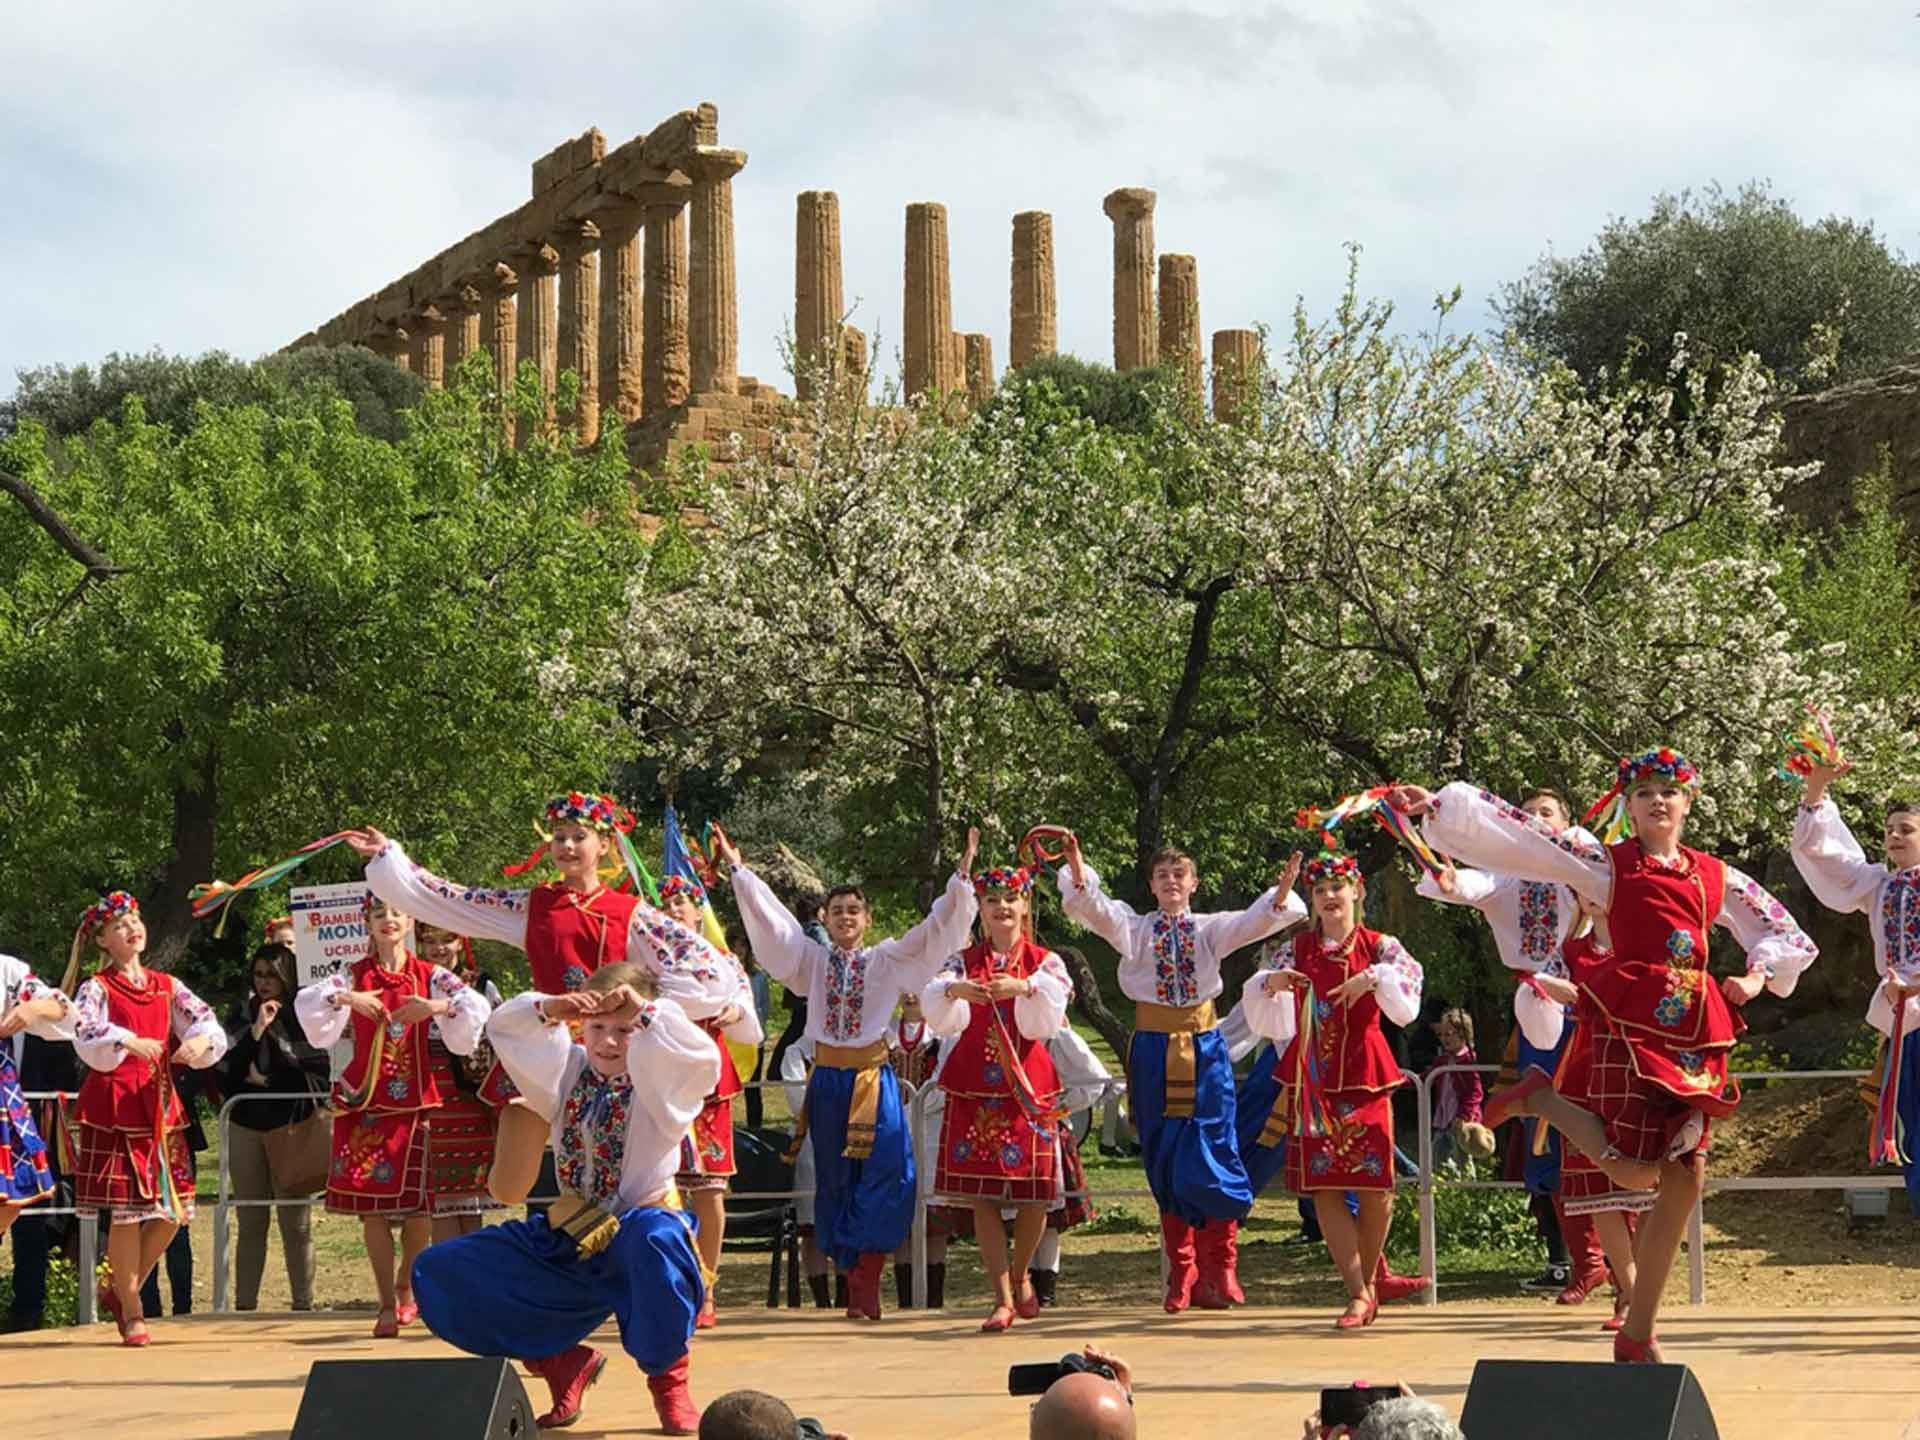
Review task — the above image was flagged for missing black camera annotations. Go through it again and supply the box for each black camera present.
[1008,1354,1119,1396]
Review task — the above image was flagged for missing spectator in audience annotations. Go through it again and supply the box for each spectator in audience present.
[1303,1389,1464,1440]
[698,1388,849,1439]
[220,941,328,1310]
[1029,1347,1135,1440]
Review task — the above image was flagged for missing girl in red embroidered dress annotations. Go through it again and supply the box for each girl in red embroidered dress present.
[64,892,228,1347]
[1241,851,1422,1331]
[920,863,1074,1332]
[294,895,489,1338]
[1393,750,1817,1363]
[416,922,505,1243]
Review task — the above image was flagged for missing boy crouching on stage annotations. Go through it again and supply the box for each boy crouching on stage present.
[411,963,720,1434]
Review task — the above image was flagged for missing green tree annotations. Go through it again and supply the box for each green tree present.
[1496,182,1920,393]
[0,356,647,988]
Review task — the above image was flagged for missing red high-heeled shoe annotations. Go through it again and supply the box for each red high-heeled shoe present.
[1014,1281,1041,1321]
[980,1304,1016,1333]
[1613,1330,1661,1363]
[1334,1295,1379,1331]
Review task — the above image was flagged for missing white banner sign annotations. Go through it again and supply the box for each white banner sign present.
[290,882,371,988]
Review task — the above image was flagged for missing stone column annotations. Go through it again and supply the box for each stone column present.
[687,148,746,397]
[370,323,411,372]
[443,286,482,374]
[410,305,446,389]
[1211,329,1263,426]
[479,262,519,439]
[963,333,995,409]
[904,201,958,399]
[1157,254,1201,401]
[644,201,691,413]
[1010,211,1057,370]
[795,190,844,401]
[1102,187,1157,371]
[516,242,560,443]
[596,201,645,425]
[555,219,601,443]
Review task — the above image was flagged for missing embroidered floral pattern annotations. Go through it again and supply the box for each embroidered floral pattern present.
[411,864,528,912]
[822,946,869,1042]
[1654,994,1690,1027]
[1150,913,1199,1006]
[1477,791,1606,863]
[1516,882,1559,966]
[558,1065,634,1208]
[633,910,722,984]
[1666,929,1695,960]
[1882,871,1920,972]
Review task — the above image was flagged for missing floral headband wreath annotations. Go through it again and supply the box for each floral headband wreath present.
[63,890,140,993]
[1582,747,1702,844]
[657,874,708,905]
[1300,850,1363,886]
[503,790,661,902]
[972,865,1036,897]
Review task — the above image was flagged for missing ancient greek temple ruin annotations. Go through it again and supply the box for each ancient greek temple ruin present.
[285,102,1266,465]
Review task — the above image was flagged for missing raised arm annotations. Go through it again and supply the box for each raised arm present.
[362,835,532,951]
[1790,798,1883,918]
[625,998,724,1137]
[1054,862,1143,953]
[871,872,980,990]
[1416,783,1612,908]
[725,863,822,991]
[1196,884,1306,958]
[484,993,576,1123]
[1716,866,1818,999]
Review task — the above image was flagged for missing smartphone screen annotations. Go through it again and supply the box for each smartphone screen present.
[1009,1362,1066,1396]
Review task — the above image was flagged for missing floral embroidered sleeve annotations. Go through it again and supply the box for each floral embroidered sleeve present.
[626,905,733,1022]
[1790,798,1884,918]
[293,972,352,1050]
[1367,935,1424,1027]
[428,966,489,1055]
[15,972,76,1041]
[1717,866,1818,998]
[1239,939,1299,1047]
[486,993,574,1123]
[366,838,531,950]
[872,872,980,991]
[1421,782,1612,908]
[168,979,228,1067]
[72,978,135,1072]
[1012,951,1073,1039]
[624,998,721,1140]
[1196,884,1306,958]
[919,955,972,1038]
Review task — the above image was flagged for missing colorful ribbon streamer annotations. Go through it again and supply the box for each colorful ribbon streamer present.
[1289,979,1335,1140]
[1017,824,1075,872]
[1294,787,1451,881]
[1779,703,1845,787]
[189,831,358,936]
[1871,999,1910,1168]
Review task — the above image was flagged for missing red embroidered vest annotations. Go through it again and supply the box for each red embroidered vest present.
[526,884,639,994]
[334,955,440,1113]
[1274,928,1402,1097]
[1586,841,1738,1051]
[77,969,182,1132]
[938,939,1062,1101]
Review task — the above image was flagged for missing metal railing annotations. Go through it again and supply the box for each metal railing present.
[1412,1062,1886,1306]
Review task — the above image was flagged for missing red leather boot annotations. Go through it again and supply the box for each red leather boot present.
[522,1345,607,1429]
[646,1355,701,1435]
[1556,1199,1608,1305]
[1160,1213,1198,1314]
[1374,1254,1432,1303]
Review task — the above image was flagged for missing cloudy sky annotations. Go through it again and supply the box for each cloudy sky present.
[7,2,1918,396]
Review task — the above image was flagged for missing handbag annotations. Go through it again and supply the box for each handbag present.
[262,1090,333,1197]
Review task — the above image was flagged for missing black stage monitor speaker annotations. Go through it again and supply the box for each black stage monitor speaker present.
[1462,1360,1719,1440]
[290,1357,535,1440]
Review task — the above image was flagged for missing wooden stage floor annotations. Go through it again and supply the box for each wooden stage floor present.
[7,1304,1917,1438]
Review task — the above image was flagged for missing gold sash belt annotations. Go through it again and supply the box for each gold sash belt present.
[1131,1000,1218,1120]
[784,1038,891,1163]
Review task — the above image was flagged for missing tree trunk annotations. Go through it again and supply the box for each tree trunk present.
[1055,944,1132,1064]
[143,740,218,972]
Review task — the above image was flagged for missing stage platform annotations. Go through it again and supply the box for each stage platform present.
[8,1304,1917,1438]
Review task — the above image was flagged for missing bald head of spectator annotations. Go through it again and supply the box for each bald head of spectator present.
[700,1389,799,1440]
[1029,1371,1136,1440]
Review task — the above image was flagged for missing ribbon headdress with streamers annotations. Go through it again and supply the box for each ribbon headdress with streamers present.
[1294,786,1451,882]
[503,791,660,904]
[1580,747,1701,845]
[188,832,359,937]
[1778,704,1845,787]
[62,890,141,995]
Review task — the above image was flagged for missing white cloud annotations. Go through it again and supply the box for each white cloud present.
[5,0,1918,397]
